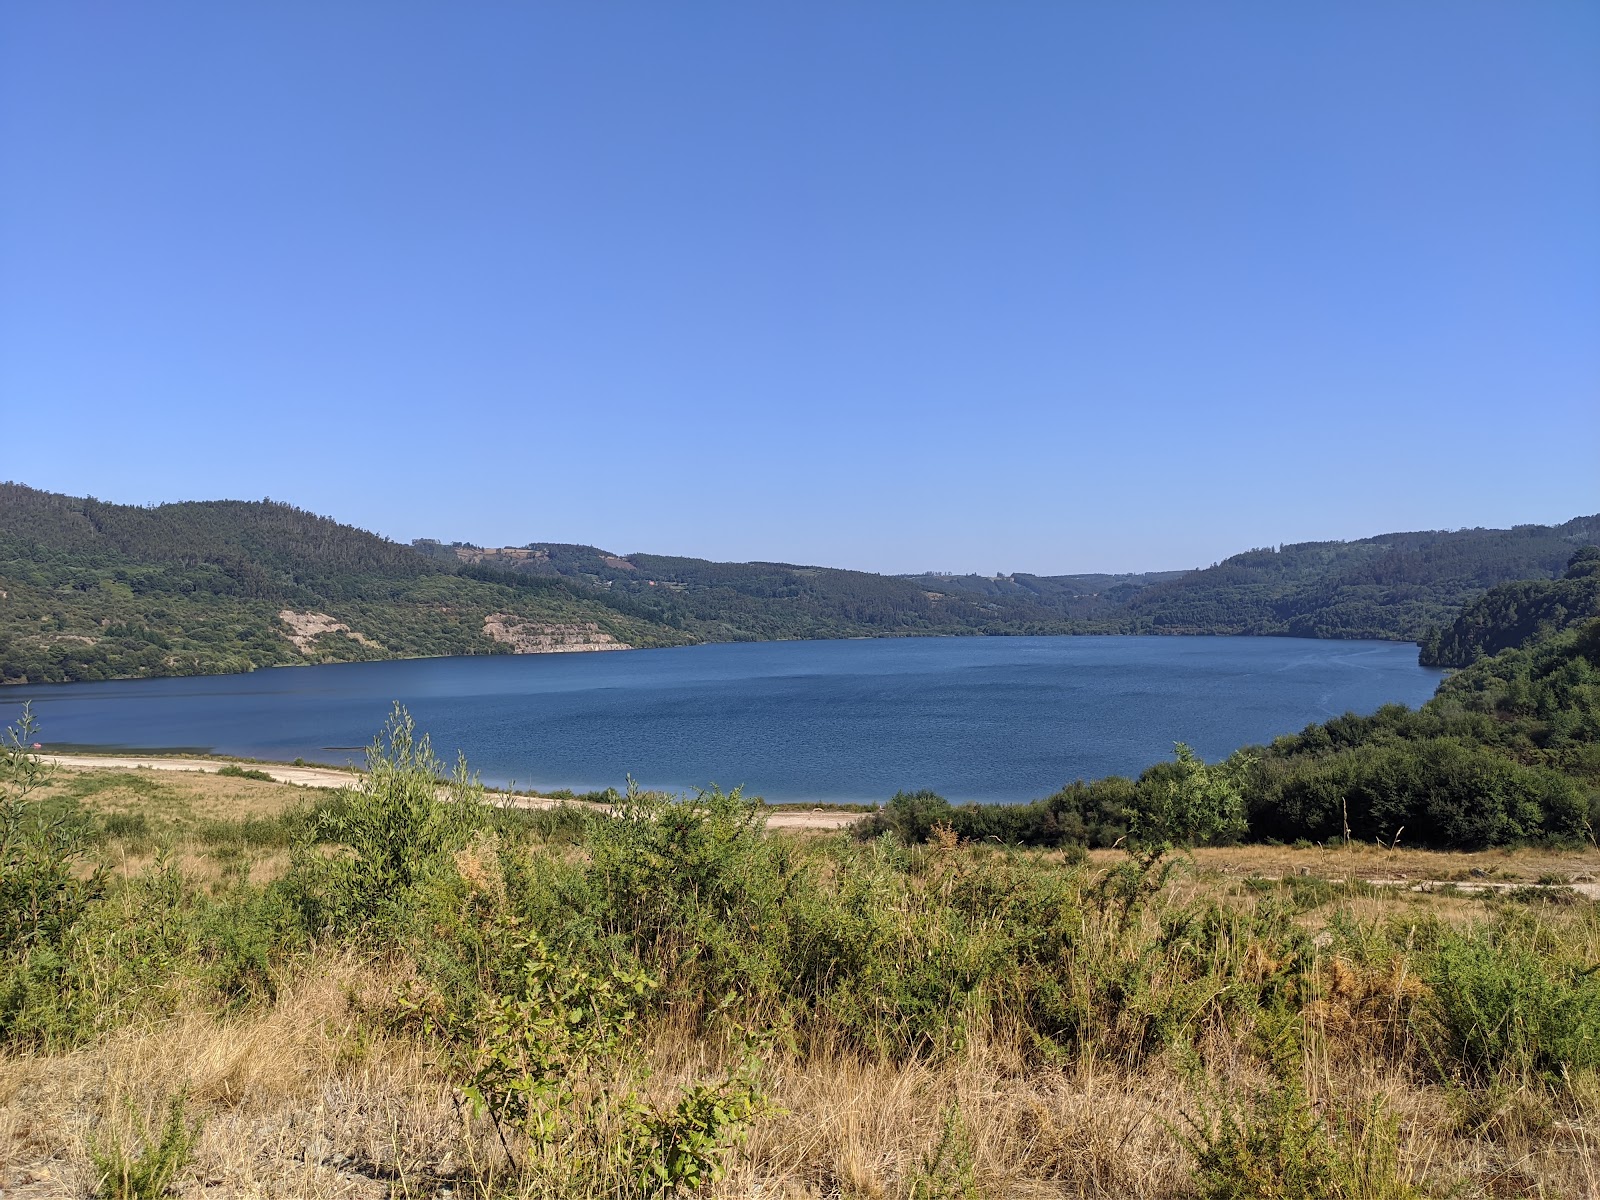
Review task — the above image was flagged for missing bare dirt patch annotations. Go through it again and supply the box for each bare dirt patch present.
[481,614,630,654]
[276,610,379,655]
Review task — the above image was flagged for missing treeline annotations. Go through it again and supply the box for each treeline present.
[868,591,1600,851]
[1120,519,1599,640]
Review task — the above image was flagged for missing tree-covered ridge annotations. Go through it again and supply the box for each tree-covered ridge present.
[423,516,1599,648]
[1419,547,1600,667]
[897,569,1186,623]
[417,541,1115,640]
[1120,518,1600,640]
[0,484,689,684]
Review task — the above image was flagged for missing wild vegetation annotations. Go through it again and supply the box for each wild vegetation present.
[6,482,1592,683]
[871,553,1600,854]
[1117,518,1600,641]
[6,712,1600,1197]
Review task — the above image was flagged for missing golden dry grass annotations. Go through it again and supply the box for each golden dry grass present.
[4,945,1600,1199]
[14,765,1600,1198]
[40,764,321,824]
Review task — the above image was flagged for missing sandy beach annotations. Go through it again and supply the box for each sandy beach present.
[41,752,865,832]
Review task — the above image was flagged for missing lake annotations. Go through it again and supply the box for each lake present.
[2,636,1443,804]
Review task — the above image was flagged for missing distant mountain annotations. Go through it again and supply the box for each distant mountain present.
[420,517,1599,648]
[0,484,688,684]
[897,569,1186,624]
[411,540,1107,641]
[3,480,1597,684]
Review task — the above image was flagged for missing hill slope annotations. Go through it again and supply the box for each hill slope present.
[0,484,689,683]
[413,540,1151,640]
[1419,547,1600,667]
[1119,518,1600,640]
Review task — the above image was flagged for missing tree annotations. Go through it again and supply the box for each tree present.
[1129,744,1249,849]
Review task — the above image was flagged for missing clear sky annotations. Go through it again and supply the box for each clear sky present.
[3,3,1596,575]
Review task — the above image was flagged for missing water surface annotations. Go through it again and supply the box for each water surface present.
[3,636,1443,803]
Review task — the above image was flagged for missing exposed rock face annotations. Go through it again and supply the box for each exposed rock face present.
[482,614,631,654]
[277,610,379,654]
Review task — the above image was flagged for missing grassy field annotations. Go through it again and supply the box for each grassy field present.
[6,734,1600,1198]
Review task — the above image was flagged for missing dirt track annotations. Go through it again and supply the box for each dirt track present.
[42,754,864,832]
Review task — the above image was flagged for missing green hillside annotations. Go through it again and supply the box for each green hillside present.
[1419,546,1600,667]
[5,481,1598,684]
[414,540,1117,640]
[423,515,1600,647]
[1119,518,1600,640]
[0,484,689,684]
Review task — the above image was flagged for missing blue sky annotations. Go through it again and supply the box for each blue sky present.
[3,3,1596,575]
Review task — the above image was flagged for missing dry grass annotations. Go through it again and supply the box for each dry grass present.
[40,765,317,824]
[13,766,1600,1197]
[1135,842,1600,886]
[6,947,1600,1199]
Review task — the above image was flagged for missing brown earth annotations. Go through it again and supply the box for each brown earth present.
[480,614,631,654]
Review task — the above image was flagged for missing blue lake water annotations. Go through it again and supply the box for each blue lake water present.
[2,636,1443,804]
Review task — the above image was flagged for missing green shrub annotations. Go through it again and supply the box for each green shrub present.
[1178,1014,1420,1200]
[1180,1087,1417,1200]
[1423,925,1600,1083]
[1,705,104,957]
[286,705,483,940]
[858,789,953,844]
[92,1093,202,1200]
[908,1103,981,1200]
[458,938,766,1197]
[100,811,152,842]
[1128,745,1249,849]
[215,764,274,782]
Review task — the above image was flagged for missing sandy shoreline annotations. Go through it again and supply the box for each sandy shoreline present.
[41,752,865,832]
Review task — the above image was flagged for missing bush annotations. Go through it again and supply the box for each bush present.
[215,764,274,782]
[1,705,104,957]
[1423,924,1600,1083]
[457,938,766,1197]
[859,789,954,844]
[286,705,483,940]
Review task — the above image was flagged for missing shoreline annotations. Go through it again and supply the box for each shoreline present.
[0,627,1427,690]
[41,750,867,832]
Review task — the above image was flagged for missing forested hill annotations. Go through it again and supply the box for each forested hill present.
[422,516,1599,648]
[1116,518,1600,640]
[1419,546,1600,668]
[4,480,1598,684]
[0,484,690,683]
[412,541,1112,641]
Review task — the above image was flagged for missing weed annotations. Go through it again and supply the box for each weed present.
[92,1092,202,1199]
[908,1102,981,1200]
